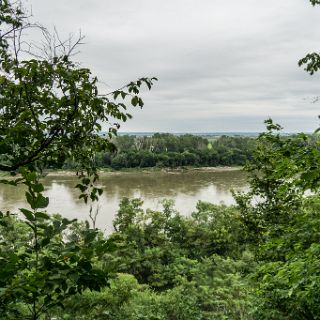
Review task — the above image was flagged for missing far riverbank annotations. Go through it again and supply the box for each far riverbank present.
[44,166,244,177]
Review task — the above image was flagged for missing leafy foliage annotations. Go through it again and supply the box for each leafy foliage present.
[235,120,320,319]
[0,170,112,319]
[0,0,156,191]
[86,134,256,170]
[109,198,246,289]
[1,0,320,319]
[0,54,156,173]
[310,0,320,6]
[0,1,156,318]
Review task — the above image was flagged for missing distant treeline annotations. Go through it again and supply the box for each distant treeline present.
[65,134,256,169]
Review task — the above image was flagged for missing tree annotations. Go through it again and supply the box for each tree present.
[0,1,156,318]
[0,0,156,177]
[234,120,320,319]
[231,2,320,317]
[298,2,320,77]
[0,0,157,203]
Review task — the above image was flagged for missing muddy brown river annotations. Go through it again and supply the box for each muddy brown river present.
[0,169,248,232]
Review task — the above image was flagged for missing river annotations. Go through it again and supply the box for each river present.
[0,169,248,232]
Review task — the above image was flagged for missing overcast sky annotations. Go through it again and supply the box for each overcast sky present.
[27,0,320,132]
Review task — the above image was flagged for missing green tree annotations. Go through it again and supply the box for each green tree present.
[0,1,156,318]
[0,0,156,178]
[298,2,320,76]
[235,121,320,319]
[0,170,114,319]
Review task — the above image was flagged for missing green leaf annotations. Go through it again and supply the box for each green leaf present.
[131,96,139,107]
[19,208,35,222]
[41,237,50,247]
[84,230,97,244]
[33,183,44,193]
[26,191,35,208]
[34,195,49,209]
[35,211,50,220]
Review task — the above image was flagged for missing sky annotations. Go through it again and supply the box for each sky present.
[26,0,320,132]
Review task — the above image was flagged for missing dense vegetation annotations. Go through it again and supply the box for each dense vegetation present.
[90,134,257,169]
[1,123,320,319]
[1,0,320,319]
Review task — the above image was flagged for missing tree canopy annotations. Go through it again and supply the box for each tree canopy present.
[0,2,156,318]
[0,0,156,175]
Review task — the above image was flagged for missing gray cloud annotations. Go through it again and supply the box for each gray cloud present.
[27,0,320,132]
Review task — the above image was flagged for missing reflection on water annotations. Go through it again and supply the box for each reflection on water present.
[0,170,248,232]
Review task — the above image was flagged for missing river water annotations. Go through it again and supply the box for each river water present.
[0,169,248,232]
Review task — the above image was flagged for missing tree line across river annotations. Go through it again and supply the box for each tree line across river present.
[64,134,257,169]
